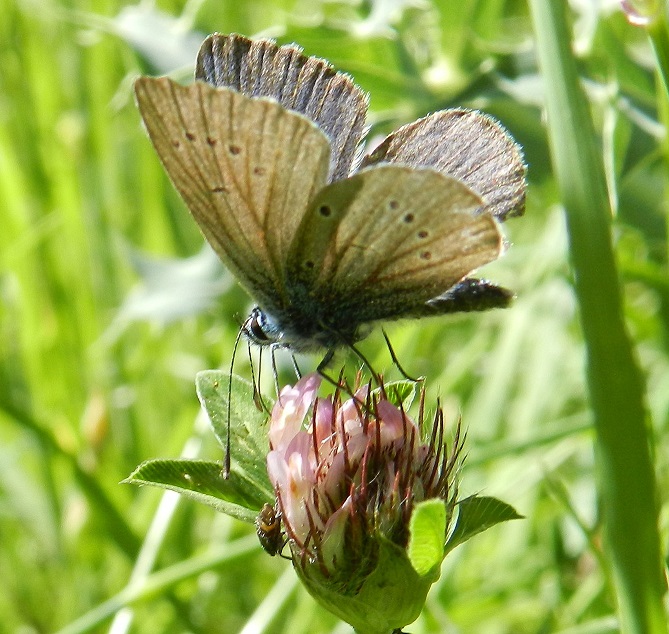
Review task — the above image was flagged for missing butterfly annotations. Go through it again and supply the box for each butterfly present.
[134,33,526,361]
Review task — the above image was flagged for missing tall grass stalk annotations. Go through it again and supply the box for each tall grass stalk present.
[528,1,667,632]
[647,11,669,98]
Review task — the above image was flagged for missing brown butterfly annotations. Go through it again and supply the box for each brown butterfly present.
[135,33,526,358]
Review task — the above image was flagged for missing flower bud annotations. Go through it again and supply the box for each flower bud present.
[266,374,463,634]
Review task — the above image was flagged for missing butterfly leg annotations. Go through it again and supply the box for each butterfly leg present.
[246,342,265,412]
[346,341,382,387]
[382,329,423,383]
[271,344,294,406]
[315,341,383,399]
[315,348,342,390]
[290,354,303,379]
[316,349,358,399]
[316,347,336,373]
[316,347,378,415]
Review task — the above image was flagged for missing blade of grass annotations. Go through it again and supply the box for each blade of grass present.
[239,567,298,634]
[528,2,666,632]
[0,399,140,556]
[108,421,207,634]
[646,10,669,98]
[54,534,259,634]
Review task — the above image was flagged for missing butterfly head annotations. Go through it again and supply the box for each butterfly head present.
[242,307,282,347]
[241,306,356,352]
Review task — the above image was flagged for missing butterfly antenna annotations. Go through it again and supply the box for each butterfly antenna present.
[382,329,423,383]
[225,321,248,479]
[270,345,284,404]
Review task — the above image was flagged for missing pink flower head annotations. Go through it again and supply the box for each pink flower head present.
[266,373,463,577]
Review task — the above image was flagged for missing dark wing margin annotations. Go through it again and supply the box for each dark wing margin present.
[418,278,514,316]
[196,32,369,183]
[361,108,527,221]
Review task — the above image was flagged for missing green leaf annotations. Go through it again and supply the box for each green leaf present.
[444,495,522,555]
[407,499,446,576]
[377,379,417,410]
[196,371,273,502]
[123,459,261,523]
[123,372,275,523]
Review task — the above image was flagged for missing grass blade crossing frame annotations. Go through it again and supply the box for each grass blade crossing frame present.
[528,1,667,632]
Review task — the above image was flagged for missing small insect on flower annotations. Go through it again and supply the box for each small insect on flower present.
[264,373,465,634]
[255,502,285,557]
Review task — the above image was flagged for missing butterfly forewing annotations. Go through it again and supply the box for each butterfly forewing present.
[288,166,503,321]
[361,109,526,221]
[135,76,331,311]
[196,33,368,182]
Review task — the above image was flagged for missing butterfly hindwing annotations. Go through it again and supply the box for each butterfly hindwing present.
[287,165,503,323]
[134,77,331,312]
[196,33,369,182]
[361,109,526,221]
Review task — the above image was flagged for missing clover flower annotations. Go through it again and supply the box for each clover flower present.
[265,374,463,634]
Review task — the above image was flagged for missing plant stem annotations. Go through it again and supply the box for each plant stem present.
[527,1,667,632]
[648,12,669,98]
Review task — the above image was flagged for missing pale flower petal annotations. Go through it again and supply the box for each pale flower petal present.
[269,374,321,451]
[266,374,463,578]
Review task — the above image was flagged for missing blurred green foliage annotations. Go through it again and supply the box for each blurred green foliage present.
[0,0,667,632]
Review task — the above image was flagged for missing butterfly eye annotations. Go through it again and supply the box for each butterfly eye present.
[243,308,272,345]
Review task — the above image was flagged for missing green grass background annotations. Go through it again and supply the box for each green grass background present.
[1,0,667,632]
